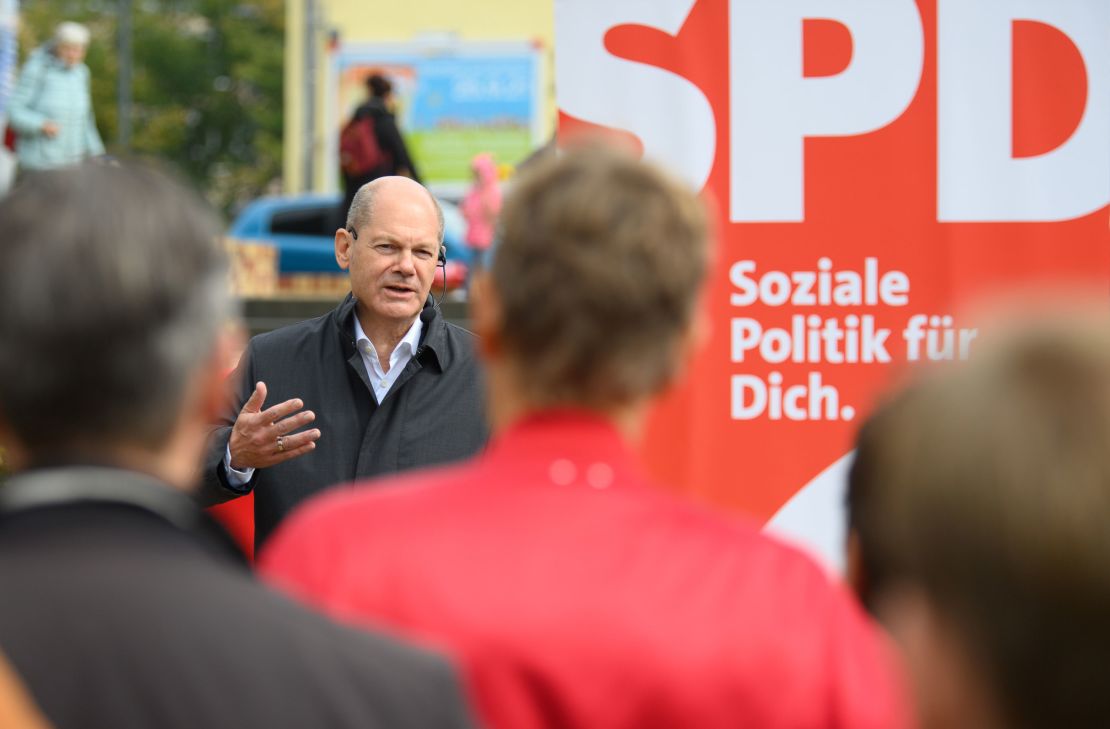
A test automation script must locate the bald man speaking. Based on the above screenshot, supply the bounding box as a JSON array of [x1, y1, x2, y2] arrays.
[[202, 177, 488, 546]]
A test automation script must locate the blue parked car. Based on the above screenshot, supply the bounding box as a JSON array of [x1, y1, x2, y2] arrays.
[[229, 193, 470, 276]]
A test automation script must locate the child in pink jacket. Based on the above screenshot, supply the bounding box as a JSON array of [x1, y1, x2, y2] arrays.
[[461, 153, 501, 269]]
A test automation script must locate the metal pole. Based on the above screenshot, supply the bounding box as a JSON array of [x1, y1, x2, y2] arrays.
[[0, 0, 18, 119], [302, 0, 317, 191], [116, 0, 131, 149]]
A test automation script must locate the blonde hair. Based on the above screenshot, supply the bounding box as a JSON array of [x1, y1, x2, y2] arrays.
[[493, 144, 710, 408]]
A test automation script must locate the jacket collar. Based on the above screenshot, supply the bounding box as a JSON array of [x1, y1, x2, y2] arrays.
[[481, 409, 648, 492], [334, 292, 451, 371], [0, 465, 249, 567]]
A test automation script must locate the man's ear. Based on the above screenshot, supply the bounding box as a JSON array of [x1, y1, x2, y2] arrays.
[[335, 228, 353, 271], [468, 270, 503, 361], [672, 301, 711, 378], [845, 528, 870, 605], [0, 418, 26, 473]]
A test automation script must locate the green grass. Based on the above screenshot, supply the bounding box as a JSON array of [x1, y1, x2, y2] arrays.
[[409, 128, 534, 183]]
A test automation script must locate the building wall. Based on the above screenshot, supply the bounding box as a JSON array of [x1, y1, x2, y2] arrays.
[[284, 0, 554, 194]]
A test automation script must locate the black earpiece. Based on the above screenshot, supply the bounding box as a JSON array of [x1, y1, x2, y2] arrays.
[[420, 245, 448, 325]]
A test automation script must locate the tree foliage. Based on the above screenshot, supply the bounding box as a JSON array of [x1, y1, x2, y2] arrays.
[[17, 0, 283, 214]]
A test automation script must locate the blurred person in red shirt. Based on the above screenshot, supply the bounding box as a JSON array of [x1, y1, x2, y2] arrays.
[[262, 144, 910, 729]]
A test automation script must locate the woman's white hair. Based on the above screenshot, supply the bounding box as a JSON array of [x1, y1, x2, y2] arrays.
[[55, 21, 90, 47]]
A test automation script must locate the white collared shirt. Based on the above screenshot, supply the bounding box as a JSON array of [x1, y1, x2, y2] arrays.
[[223, 315, 425, 487], [354, 315, 423, 404]]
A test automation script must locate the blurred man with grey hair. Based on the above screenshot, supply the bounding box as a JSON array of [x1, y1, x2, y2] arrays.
[[0, 162, 477, 729]]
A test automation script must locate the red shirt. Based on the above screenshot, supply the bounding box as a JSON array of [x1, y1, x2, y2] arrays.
[[262, 410, 909, 729]]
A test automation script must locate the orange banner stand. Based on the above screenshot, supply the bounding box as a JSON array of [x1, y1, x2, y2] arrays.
[[555, 0, 1110, 568]]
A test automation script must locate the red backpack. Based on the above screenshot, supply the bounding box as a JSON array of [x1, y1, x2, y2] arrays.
[[339, 116, 386, 177]]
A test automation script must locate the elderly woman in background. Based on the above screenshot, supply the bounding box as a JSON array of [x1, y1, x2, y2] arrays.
[[8, 21, 103, 173]]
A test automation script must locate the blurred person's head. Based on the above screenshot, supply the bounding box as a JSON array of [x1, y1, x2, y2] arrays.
[[470, 153, 497, 185], [846, 314, 1110, 729], [52, 22, 89, 67], [471, 143, 711, 434], [337, 176, 444, 337], [366, 73, 392, 100], [0, 161, 234, 489]]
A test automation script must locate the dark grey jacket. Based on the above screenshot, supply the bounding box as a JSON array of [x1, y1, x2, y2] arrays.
[[0, 466, 478, 729], [201, 294, 488, 546]]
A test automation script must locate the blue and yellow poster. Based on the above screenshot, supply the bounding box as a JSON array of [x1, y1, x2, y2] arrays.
[[332, 41, 542, 187]]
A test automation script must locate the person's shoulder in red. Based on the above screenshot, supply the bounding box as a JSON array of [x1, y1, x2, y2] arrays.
[[595, 487, 913, 729], [259, 460, 477, 614], [260, 459, 911, 729]]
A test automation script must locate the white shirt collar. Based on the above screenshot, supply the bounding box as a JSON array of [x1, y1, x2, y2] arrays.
[[353, 315, 423, 375]]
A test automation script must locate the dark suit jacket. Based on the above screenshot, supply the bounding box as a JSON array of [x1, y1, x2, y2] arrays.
[[201, 294, 488, 546], [0, 466, 478, 729]]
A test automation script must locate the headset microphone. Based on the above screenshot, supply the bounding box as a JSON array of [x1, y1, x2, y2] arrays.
[[419, 244, 449, 325]]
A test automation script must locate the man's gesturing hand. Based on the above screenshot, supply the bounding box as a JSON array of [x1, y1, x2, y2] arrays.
[[228, 382, 321, 469]]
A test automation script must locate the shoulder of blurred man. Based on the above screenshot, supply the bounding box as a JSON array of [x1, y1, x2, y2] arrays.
[[0, 466, 477, 729]]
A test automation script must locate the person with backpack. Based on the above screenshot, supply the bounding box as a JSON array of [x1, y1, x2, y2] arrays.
[[339, 73, 420, 226], [7, 22, 104, 174]]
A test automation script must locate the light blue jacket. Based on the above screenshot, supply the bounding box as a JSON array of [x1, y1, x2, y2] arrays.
[[8, 45, 104, 170]]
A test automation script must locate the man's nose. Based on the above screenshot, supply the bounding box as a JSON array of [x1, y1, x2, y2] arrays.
[[394, 249, 416, 274]]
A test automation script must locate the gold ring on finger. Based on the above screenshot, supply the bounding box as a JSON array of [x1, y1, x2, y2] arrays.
[[276, 435, 285, 452]]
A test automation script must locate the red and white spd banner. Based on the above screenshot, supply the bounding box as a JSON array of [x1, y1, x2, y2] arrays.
[[555, 0, 1110, 569]]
